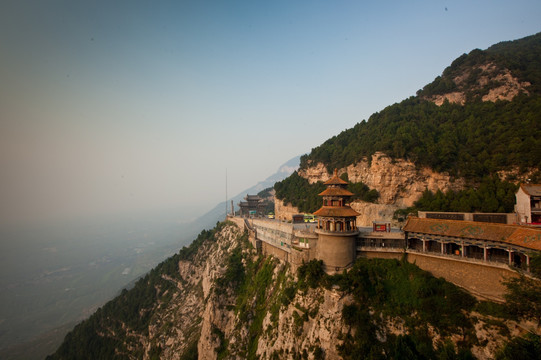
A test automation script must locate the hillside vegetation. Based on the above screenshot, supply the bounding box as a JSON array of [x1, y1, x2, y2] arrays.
[[419, 32, 541, 98], [299, 94, 541, 179], [274, 172, 379, 213], [272, 33, 541, 213], [47, 222, 541, 359], [46, 224, 230, 360], [299, 33, 541, 177], [394, 176, 519, 219]]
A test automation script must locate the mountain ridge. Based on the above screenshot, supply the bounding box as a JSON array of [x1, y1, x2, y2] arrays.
[[269, 32, 541, 222], [47, 32, 541, 359], [46, 222, 540, 360]]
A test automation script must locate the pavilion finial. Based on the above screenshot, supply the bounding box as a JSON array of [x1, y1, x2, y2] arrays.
[[334, 168, 338, 177]]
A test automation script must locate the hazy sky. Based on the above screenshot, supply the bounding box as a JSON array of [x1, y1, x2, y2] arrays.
[[1, 0, 540, 227]]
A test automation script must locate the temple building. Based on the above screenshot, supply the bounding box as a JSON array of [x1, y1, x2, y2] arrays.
[[238, 194, 266, 217], [404, 216, 541, 270], [515, 184, 541, 225], [313, 169, 360, 273]]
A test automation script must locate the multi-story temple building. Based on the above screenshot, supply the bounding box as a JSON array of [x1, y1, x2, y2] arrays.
[[229, 181, 541, 300], [238, 194, 266, 217], [313, 170, 360, 273]]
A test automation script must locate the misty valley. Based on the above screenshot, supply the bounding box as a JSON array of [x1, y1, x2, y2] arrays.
[[0, 218, 194, 357]]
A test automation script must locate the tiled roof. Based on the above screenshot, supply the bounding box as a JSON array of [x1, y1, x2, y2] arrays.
[[520, 184, 541, 196], [319, 187, 354, 196], [324, 169, 348, 185], [314, 206, 360, 217], [245, 195, 262, 200], [404, 217, 541, 251]]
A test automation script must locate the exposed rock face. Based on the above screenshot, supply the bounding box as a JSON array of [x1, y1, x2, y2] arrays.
[[256, 287, 352, 360], [349, 202, 400, 227], [163, 223, 532, 360], [425, 63, 530, 106], [293, 152, 465, 225], [274, 198, 300, 221], [50, 222, 538, 360], [299, 152, 464, 208], [142, 225, 243, 360], [191, 226, 357, 360]]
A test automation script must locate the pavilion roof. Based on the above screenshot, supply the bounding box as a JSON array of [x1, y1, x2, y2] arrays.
[[324, 169, 348, 186], [245, 194, 262, 201], [319, 187, 354, 197], [520, 184, 541, 196], [403, 217, 541, 251], [314, 206, 360, 217]]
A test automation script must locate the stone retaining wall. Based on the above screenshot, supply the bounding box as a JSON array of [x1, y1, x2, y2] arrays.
[[406, 252, 517, 302]]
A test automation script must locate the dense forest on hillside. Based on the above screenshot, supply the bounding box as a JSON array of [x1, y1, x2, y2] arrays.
[[47, 222, 541, 359], [46, 225, 227, 360], [299, 94, 541, 179], [418, 33, 541, 99], [299, 33, 541, 179], [486, 33, 541, 93], [299, 258, 541, 360]]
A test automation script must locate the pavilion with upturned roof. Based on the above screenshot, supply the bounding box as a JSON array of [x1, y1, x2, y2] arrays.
[[313, 169, 361, 273], [314, 169, 360, 233]]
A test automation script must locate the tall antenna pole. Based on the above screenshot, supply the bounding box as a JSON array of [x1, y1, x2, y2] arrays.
[[225, 168, 228, 219]]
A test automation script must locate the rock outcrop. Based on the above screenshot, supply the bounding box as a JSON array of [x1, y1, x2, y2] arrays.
[[47, 222, 539, 360], [423, 63, 530, 106], [291, 152, 465, 225], [299, 152, 464, 207], [274, 198, 300, 221]]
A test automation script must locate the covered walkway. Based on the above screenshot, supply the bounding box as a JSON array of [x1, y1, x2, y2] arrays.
[[404, 217, 541, 270]]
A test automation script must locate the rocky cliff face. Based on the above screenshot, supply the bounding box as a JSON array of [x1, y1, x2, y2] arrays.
[[299, 152, 464, 207], [292, 152, 465, 225], [141, 225, 244, 359], [274, 198, 301, 221], [195, 226, 351, 360], [48, 222, 538, 359], [423, 63, 531, 106], [164, 223, 531, 360]]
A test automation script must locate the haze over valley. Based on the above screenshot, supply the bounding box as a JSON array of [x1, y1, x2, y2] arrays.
[[1, 1, 540, 359]]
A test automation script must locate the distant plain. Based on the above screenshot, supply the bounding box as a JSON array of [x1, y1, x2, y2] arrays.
[[0, 213, 200, 358]]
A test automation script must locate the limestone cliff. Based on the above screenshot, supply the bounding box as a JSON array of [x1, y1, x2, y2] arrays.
[[274, 198, 301, 221], [176, 223, 534, 360], [299, 152, 464, 207], [290, 152, 465, 226], [422, 63, 531, 106], [48, 222, 539, 360]]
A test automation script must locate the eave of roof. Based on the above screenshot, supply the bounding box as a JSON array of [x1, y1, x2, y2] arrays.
[[520, 184, 541, 196], [324, 169, 348, 185], [403, 217, 541, 251], [313, 206, 360, 217], [319, 188, 354, 196]]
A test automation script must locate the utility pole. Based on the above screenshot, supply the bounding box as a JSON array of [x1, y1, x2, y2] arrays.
[[225, 168, 228, 220]]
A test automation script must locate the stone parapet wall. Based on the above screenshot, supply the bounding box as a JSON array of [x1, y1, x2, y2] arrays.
[[290, 247, 311, 274], [356, 248, 519, 301], [261, 241, 289, 262], [252, 218, 295, 233], [359, 251, 403, 261], [405, 252, 518, 302], [417, 211, 517, 224]]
